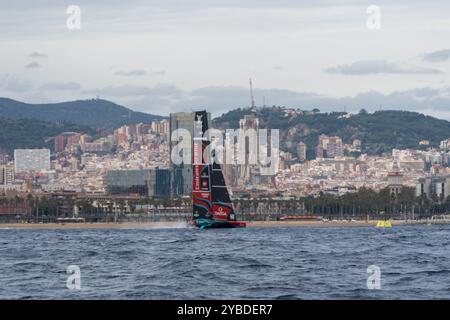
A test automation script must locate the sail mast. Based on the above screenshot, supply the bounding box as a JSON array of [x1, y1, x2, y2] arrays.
[[192, 111, 212, 220]]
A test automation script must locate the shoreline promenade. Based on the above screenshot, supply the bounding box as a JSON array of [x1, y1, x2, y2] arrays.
[[0, 220, 430, 229]]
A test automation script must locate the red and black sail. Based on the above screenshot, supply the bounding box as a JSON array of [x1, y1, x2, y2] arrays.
[[192, 111, 236, 222]]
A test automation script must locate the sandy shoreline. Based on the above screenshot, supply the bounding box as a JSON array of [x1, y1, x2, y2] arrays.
[[0, 220, 412, 229]]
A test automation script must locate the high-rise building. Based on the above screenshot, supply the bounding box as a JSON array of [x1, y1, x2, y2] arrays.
[[297, 142, 307, 162], [440, 138, 450, 151], [14, 149, 51, 173], [151, 120, 160, 133], [417, 175, 450, 201], [0, 165, 14, 185], [136, 123, 150, 142], [67, 134, 81, 146], [151, 119, 170, 141], [107, 169, 150, 196], [222, 139, 239, 188], [147, 168, 171, 198], [237, 114, 260, 187], [160, 119, 170, 141], [316, 134, 344, 159], [55, 133, 83, 152], [54, 135, 66, 153], [0, 152, 9, 165], [81, 142, 112, 154], [79, 134, 92, 145], [169, 112, 211, 196]]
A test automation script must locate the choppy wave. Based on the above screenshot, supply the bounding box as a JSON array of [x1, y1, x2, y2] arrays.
[[0, 225, 449, 299]]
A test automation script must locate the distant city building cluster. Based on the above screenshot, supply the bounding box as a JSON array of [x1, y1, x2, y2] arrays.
[[316, 134, 344, 159], [14, 149, 50, 173], [1, 112, 450, 204]]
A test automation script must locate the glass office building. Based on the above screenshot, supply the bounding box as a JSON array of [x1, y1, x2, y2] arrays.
[[107, 168, 171, 198], [169, 112, 211, 196]]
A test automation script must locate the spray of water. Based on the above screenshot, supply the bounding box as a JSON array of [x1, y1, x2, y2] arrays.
[[141, 222, 191, 229]]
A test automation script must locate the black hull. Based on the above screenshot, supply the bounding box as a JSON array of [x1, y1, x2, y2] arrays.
[[194, 218, 246, 229]]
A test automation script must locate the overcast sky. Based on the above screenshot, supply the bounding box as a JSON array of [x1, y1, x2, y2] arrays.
[[1, 0, 450, 118]]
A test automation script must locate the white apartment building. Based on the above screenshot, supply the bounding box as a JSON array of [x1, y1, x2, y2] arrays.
[[14, 149, 51, 173]]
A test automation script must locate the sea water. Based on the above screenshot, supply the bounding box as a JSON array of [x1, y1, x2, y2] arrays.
[[0, 224, 449, 299]]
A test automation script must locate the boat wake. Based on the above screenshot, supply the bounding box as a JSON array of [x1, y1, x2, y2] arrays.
[[143, 222, 190, 229]]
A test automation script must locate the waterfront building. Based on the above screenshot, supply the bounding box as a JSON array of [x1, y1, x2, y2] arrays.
[[148, 168, 171, 198], [107, 169, 150, 196], [387, 161, 403, 196], [416, 175, 450, 200], [107, 168, 171, 198]]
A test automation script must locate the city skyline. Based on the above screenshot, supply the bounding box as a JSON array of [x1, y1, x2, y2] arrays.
[[3, 1, 450, 304], [1, 1, 450, 118], [2, 111, 450, 199]]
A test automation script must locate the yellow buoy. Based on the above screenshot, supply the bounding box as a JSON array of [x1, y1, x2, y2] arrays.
[[376, 220, 392, 228]]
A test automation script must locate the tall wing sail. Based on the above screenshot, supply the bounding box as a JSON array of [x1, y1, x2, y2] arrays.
[[211, 162, 236, 221], [192, 110, 236, 222], [192, 111, 212, 220]]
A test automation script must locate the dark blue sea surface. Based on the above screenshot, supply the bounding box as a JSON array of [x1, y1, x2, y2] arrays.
[[0, 224, 449, 299]]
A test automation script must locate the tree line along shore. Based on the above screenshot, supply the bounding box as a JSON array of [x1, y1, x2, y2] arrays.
[[1, 186, 449, 224]]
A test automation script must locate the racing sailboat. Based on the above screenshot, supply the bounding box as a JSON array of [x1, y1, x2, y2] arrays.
[[192, 110, 246, 229]]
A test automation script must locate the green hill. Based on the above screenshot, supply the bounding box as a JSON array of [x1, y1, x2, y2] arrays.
[[0, 98, 164, 130], [213, 107, 450, 158], [0, 117, 95, 155]]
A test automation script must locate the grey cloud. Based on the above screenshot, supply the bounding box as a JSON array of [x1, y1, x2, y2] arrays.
[[422, 49, 450, 63], [325, 60, 443, 75], [39, 82, 82, 91], [3, 0, 446, 11], [84, 85, 152, 96], [408, 87, 441, 98], [149, 70, 166, 76], [83, 83, 181, 98], [124, 84, 450, 120], [129, 85, 324, 116], [115, 70, 148, 76], [25, 61, 42, 69], [115, 69, 166, 76], [2, 0, 450, 43], [287, 87, 450, 114], [29, 52, 48, 59], [0, 75, 33, 92]]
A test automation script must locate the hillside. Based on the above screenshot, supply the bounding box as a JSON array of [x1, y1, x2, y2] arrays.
[[0, 117, 95, 155], [213, 107, 450, 158], [0, 98, 164, 130]]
